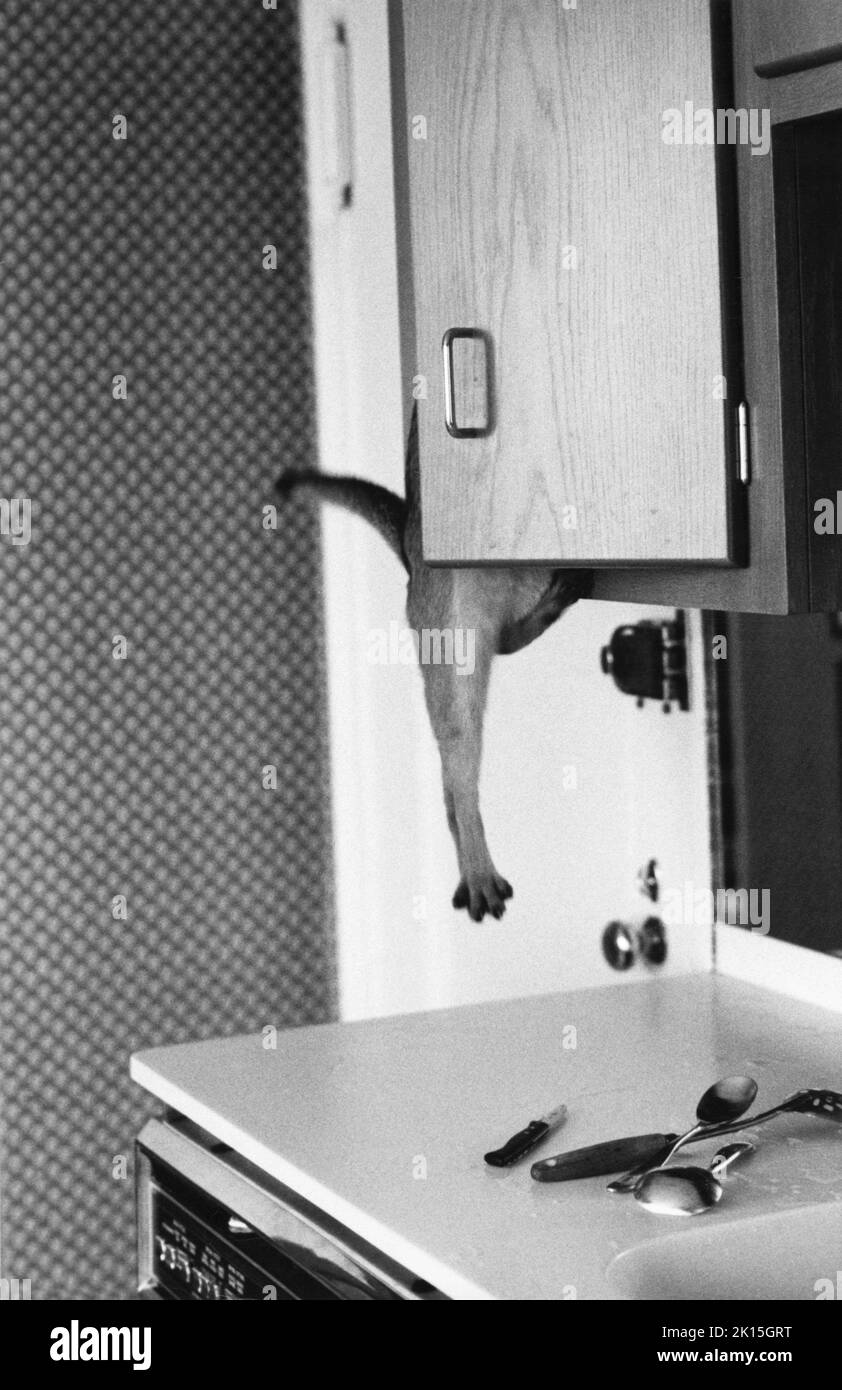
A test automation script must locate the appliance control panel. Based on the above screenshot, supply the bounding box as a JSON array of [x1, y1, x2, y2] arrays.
[[136, 1118, 446, 1300], [151, 1189, 285, 1301]]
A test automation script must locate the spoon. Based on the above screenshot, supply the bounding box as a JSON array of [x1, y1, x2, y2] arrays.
[[689, 1086, 842, 1142], [634, 1141, 755, 1215], [608, 1075, 758, 1193]]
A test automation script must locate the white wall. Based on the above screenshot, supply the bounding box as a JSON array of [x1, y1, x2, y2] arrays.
[[300, 0, 713, 1019]]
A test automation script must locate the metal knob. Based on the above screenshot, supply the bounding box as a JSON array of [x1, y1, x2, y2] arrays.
[[602, 921, 636, 971], [227, 1215, 253, 1237], [640, 915, 668, 965], [602, 917, 667, 970]]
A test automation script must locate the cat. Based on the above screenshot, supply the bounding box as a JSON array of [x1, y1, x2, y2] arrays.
[[277, 406, 592, 921]]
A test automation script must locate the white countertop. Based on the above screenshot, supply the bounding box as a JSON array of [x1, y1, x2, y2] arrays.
[[131, 973, 842, 1300]]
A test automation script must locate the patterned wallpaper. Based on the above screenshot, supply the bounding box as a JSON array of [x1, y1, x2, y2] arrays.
[[0, 0, 337, 1299]]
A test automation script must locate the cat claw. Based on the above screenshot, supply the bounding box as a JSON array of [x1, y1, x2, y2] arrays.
[[452, 874, 513, 922], [452, 881, 470, 910]]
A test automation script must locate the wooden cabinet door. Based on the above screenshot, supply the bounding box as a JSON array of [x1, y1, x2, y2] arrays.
[[401, 0, 739, 566]]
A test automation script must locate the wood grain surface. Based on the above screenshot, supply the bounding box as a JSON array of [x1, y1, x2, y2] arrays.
[[403, 0, 734, 564]]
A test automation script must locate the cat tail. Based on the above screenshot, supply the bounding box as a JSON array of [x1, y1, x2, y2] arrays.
[[276, 471, 409, 573]]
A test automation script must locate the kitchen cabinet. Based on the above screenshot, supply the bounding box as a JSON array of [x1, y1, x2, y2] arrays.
[[400, 0, 740, 568], [392, 0, 842, 612]]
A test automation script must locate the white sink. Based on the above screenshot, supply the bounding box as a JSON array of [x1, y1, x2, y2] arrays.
[[608, 1202, 842, 1300]]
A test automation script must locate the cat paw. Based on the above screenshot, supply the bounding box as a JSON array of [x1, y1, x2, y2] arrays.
[[452, 874, 513, 922]]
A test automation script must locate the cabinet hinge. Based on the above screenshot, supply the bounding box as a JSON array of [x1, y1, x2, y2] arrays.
[[737, 401, 751, 485], [322, 21, 354, 211]]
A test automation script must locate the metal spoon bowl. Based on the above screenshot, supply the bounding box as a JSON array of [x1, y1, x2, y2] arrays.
[[608, 1075, 758, 1193], [697, 1076, 758, 1123], [635, 1141, 755, 1216], [634, 1165, 724, 1215]]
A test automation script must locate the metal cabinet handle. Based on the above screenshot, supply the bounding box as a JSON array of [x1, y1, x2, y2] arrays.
[[442, 327, 493, 438]]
